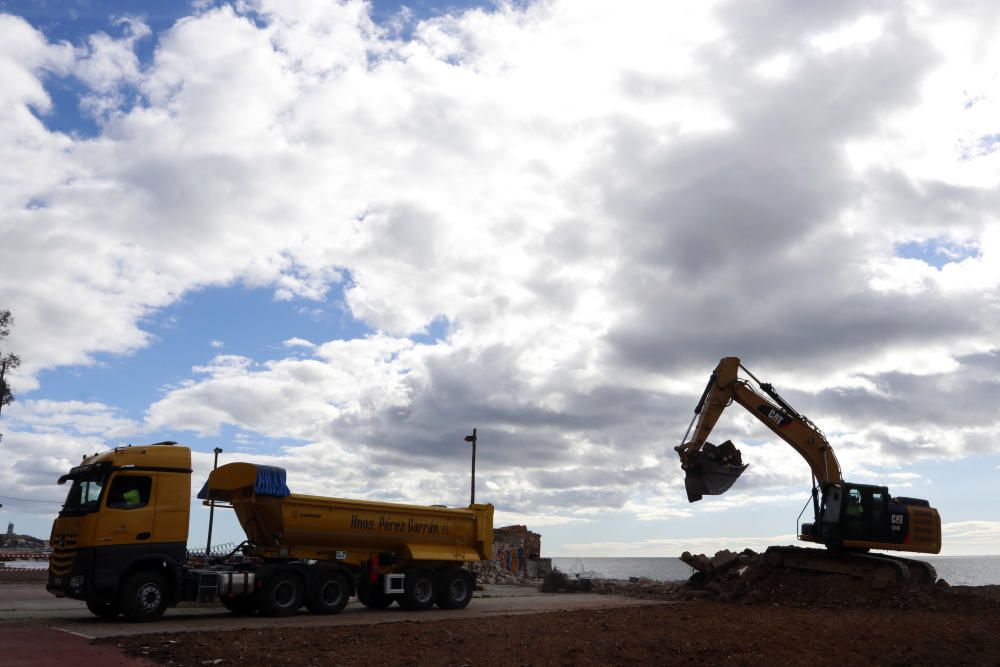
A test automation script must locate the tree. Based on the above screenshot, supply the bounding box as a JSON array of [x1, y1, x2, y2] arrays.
[[0, 309, 21, 420]]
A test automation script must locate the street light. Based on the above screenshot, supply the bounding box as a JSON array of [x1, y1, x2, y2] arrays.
[[464, 428, 477, 506], [205, 447, 223, 563]]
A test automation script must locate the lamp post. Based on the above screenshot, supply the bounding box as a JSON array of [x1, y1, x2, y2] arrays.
[[205, 447, 223, 563], [464, 428, 477, 506]]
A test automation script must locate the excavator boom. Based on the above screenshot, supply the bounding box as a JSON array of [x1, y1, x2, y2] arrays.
[[676, 357, 841, 502]]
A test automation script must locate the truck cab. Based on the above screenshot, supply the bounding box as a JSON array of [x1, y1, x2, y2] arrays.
[[47, 443, 192, 618]]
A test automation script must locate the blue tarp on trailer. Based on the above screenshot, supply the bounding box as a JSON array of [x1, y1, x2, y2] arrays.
[[197, 464, 291, 499]]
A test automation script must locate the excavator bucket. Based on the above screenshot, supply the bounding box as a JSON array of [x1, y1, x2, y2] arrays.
[[683, 440, 749, 503]]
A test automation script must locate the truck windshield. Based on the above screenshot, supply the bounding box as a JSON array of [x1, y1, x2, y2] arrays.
[[61, 471, 107, 515]]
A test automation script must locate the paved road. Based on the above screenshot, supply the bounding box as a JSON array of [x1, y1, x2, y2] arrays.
[[0, 623, 159, 667], [1, 583, 668, 639]]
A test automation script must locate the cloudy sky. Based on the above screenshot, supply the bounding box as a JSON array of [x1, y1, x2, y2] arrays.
[[1, 0, 999, 557]]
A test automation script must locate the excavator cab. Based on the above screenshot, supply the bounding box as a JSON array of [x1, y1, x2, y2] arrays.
[[682, 440, 749, 502]]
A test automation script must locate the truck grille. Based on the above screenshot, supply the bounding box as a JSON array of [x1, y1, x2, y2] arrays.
[[48, 549, 75, 576]]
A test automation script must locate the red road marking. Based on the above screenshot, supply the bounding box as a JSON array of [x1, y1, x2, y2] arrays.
[[0, 623, 156, 666]]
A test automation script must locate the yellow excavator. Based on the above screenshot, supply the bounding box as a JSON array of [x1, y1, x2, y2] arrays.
[[675, 357, 941, 582]]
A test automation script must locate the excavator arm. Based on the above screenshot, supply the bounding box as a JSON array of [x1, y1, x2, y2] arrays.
[[675, 357, 842, 502]]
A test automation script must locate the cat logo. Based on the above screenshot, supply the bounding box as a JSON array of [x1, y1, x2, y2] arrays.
[[757, 405, 791, 428]]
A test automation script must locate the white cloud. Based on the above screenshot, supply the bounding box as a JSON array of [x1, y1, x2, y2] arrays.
[[809, 14, 884, 54], [3, 0, 1000, 550], [565, 522, 1000, 557], [493, 511, 589, 528], [74, 17, 150, 117], [4, 399, 138, 438], [564, 534, 796, 558], [939, 521, 1000, 556], [753, 52, 798, 81]]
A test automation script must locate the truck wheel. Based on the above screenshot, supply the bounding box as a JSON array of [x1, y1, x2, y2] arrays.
[[400, 568, 438, 611], [306, 571, 350, 615], [86, 598, 120, 619], [357, 582, 394, 608], [119, 571, 168, 622], [221, 595, 258, 615], [436, 567, 474, 609], [257, 570, 304, 617]]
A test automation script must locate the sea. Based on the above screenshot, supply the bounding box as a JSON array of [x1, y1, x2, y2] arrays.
[[551, 555, 1000, 586]]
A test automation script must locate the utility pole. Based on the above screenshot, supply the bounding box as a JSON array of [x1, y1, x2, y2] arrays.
[[464, 428, 477, 506], [205, 447, 223, 563]]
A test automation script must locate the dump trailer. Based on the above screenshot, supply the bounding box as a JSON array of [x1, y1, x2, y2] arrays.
[[47, 442, 494, 621]]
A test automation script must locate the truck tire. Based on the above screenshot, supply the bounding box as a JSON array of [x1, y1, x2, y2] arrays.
[[257, 570, 304, 617], [221, 595, 258, 615], [400, 568, 438, 611], [119, 571, 169, 622], [306, 570, 350, 615], [437, 567, 474, 609], [357, 581, 394, 608], [86, 598, 121, 619]]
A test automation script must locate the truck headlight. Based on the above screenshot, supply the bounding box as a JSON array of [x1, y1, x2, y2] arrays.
[[70, 575, 85, 589]]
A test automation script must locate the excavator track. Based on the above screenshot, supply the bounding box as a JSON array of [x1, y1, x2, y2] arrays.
[[880, 554, 938, 585], [764, 546, 936, 587]]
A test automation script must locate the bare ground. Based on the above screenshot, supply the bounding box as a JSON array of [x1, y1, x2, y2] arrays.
[[105, 583, 1000, 666]]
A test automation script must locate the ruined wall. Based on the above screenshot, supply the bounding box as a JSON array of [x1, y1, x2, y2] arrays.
[[491, 524, 551, 579]]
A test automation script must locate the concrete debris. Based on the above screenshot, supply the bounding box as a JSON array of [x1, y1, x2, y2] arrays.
[[680, 548, 742, 575], [590, 548, 1000, 612], [698, 440, 743, 466]]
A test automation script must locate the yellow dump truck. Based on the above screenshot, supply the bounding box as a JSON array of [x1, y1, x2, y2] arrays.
[[47, 442, 494, 621]]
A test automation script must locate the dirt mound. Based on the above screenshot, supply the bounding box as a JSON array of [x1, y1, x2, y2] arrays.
[[674, 548, 1000, 611], [577, 548, 1000, 612]]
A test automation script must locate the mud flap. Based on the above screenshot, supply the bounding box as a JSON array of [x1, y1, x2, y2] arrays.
[[684, 441, 748, 502]]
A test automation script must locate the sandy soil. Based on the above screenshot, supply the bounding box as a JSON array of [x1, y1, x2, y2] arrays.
[[107, 585, 1000, 666], [106, 599, 1000, 666]]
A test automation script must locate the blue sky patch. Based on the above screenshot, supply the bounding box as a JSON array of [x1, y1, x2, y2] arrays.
[[895, 238, 981, 269], [959, 133, 1000, 160], [411, 314, 451, 345], [34, 283, 374, 419]]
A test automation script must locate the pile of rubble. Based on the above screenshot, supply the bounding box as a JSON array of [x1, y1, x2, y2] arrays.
[[474, 561, 542, 586], [587, 577, 685, 598], [673, 548, 986, 611], [697, 440, 743, 466], [565, 548, 998, 612]]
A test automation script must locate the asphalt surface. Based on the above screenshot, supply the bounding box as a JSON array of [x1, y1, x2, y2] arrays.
[[1, 623, 160, 667], [0, 582, 664, 640]]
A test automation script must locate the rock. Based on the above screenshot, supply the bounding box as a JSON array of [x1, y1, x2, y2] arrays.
[[709, 549, 740, 573]]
